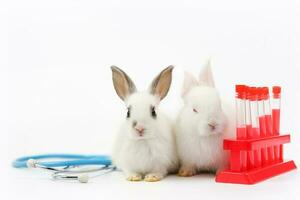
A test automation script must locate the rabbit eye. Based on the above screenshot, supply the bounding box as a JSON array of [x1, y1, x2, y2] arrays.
[[151, 106, 157, 119], [193, 108, 198, 113], [127, 106, 131, 118], [132, 120, 137, 127]]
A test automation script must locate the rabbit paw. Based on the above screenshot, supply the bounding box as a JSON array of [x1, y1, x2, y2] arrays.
[[178, 166, 197, 177], [126, 174, 143, 181], [144, 173, 163, 182]]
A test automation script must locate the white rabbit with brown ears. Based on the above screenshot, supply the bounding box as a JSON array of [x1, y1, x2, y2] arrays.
[[111, 66, 178, 182], [176, 61, 232, 177]]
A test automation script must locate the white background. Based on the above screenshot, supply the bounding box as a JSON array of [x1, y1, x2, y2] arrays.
[[1, 0, 300, 199]]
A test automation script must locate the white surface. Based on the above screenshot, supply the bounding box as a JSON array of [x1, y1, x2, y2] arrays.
[[1, 0, 300, 199]]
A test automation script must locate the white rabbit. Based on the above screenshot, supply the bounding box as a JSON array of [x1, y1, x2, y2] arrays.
[[111, 66, 178, 182], [176, 62, 233, 177]]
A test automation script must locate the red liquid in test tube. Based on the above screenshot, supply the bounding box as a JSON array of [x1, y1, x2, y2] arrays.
[[272, 86, 282, 162], [234, 85, 247, 171], [257, 88, 268, 165], [263, 87, 275, 163], [249, 87, 261, 168]]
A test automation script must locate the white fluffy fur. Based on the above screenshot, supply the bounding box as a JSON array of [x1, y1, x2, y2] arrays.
[[176, 63, 233, 174], [112, 93, 178, 179], [111, 67, 178, 181]]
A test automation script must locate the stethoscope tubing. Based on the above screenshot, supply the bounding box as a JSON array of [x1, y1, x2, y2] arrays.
[[12, 154, 112, 168]]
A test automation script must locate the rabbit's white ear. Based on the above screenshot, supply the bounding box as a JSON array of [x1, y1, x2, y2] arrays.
[[149, 65, 174, 100], [181, 71, 198, 97], [198, 60, 215, 87], [111, 66, 137, 101]]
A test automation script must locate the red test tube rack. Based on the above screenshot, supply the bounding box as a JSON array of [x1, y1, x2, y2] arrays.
[[216, 85, 297, 184]]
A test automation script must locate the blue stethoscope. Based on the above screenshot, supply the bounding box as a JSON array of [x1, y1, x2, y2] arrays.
[[12, 154, 115, 183]]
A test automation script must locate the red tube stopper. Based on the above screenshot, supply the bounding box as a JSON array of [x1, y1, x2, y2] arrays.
[[249, 87, 258, 101], [257, 87, 264, 101], [236, 85, 246, 99], [262, 87, 270, 100], [272, 86, 281, 99]]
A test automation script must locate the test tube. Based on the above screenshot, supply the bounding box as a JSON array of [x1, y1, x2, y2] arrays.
[[263, 87, 273, 137], [272, 86, 281, 134], [245, 86, 254, 169], [263, 87, 274, 163], [234, 85, 247, 171], [257, 87, 268, 165], [245, 86, 252, 138], [272, 86, 282, 162], [236, 85, 247, 140], [249, 87, 261, 168]]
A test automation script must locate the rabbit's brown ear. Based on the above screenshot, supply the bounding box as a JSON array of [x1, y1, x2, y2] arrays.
[[111, 66, 137, 101], [149, 66, 174, 100]]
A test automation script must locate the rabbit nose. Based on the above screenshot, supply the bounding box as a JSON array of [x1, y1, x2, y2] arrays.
[[134, 126, 145, 136], [208, 122, 216, 131]]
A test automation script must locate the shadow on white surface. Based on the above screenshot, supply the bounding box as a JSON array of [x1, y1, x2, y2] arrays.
[[4, 164, 299, 200]]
